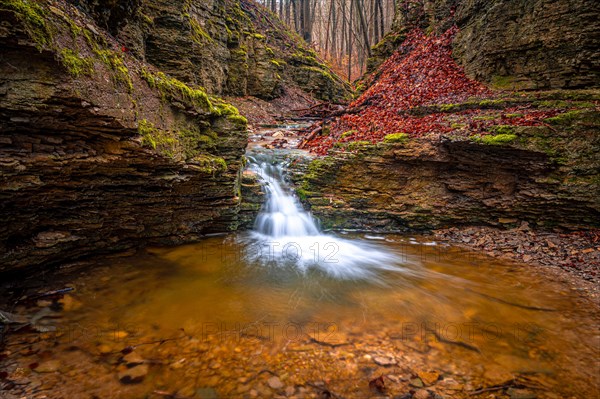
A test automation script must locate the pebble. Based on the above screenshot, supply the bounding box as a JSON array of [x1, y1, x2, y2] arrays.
[[122, 352, 144, 367], [373, 356, 397, 366], [268, 376, 284, 390], [507, 388, 537, 399], [418, 370, 439, 386], [413, 389, 431, 399], [97, 344, 112, 355], [196, 387, 219, 399], [35, 360, 60, 373], [118, 364, 149, 384], [410, 377, 424, 388]]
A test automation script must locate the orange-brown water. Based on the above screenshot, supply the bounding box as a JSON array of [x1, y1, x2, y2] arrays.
[[2, 233, 598, 398]]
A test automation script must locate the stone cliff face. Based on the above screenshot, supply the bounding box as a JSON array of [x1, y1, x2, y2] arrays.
[[369, 0, 600, 90], [0, 0, 248, 272], [291, 95, 600, 232], [69, 0, 350, 101]]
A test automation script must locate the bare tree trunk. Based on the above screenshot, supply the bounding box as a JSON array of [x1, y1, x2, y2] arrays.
[[348, 0, 353, 80]]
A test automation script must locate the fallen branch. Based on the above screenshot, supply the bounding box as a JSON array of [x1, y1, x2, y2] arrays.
[[430, 329, 481, 353], [306, 335, 349, 348], [466, 289, 556, 312]]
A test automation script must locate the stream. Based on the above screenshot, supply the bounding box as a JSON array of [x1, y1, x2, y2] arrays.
[[0, 141, 598, 398]]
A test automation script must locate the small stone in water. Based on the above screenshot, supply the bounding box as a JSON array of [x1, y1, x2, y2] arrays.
[[410, 377, 424, 388], [373, 356, 397, 366], [417, 370, 439, 386], [196, 387, 219, 399], [97, 344, 112, 355], [122, 352, 144, 367], [35, 360, 60, 373], [268, 376, 284, 390], [413, 389, 431, 399], [118, 364, 148, 384], [507, 388, 537, 399]]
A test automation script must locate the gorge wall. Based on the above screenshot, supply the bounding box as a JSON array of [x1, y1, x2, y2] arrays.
[[369, 0, 600, 90], [291, 100, 600, 232], [69, 0, 350, 101]]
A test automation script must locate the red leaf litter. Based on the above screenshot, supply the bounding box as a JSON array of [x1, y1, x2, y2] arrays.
[[301, 27, 562, 155]]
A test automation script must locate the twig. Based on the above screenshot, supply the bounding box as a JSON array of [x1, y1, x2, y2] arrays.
[[306, 336, 349, 348], [466, 289, 556, 312], [430, 329, 481, 353]]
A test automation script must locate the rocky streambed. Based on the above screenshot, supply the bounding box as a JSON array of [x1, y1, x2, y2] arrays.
[[1, 233, 599, 399]]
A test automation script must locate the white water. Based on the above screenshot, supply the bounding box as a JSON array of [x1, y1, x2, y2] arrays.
[[246, 150, 406, 279]]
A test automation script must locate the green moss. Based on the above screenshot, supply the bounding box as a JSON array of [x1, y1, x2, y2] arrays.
[[439, 103, 459, 112], [227, 114, 248, 128], [193, 154, 228, 174], [346, 140, 372, 150], [179, 127, 216, 159], [302, 66, 335, 83], [1, 0, 51, 49], [489, 125, 515, 135], [250, 33, 266, 40], [545, 110, 584, 125], [212, 99, 240, 116], [473, 133, 517, 145], [340, 130, 356, 139], [490, 75, 516, 90], [473, 115, 497, 121], [479, 99, 505, 107], [290, 51, 319, 65], [384, 133, 409, 144], [451, 123, 466, 129], [505, 113, 524, 118], [59, 49, 93, 77], [94, 49, 133, 92], [142, 70, 213, 112], [138, 119, 178, 158], [295, 187, 309, 201], [189, 16, 213, 44]]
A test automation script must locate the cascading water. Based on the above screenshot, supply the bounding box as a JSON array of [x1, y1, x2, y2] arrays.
[[245, 149, 406, 279]]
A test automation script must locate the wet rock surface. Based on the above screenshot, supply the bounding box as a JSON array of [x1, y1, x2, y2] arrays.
[[0, 0, 247, 272], [289, 104, 599, 233]]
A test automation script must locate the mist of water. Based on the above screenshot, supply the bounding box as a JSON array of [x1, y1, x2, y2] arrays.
[[246, 150, 405, 279]]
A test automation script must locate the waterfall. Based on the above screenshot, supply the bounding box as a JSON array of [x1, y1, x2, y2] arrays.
[[245, 149, 404, 279], [252, 157, 320, 238]]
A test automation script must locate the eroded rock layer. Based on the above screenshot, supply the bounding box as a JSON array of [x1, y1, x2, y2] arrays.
[[369, 0, 600, 90], [291, 102, 600, 232], [0, 0, 247, 272]]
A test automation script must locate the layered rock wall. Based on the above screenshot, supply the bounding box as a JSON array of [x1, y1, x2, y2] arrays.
[[0, 0, 247, 272], [369, 0, 600, 90], [292, 103, 600, 231]]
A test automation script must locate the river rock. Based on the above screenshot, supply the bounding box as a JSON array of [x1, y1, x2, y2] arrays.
[[196, 387, 219, 399], [122, 352, 145, 367], [410, 378, 425, 388], [35, 360, 60, 373], [118, 364, 149, 384], [413, 389, 431, 399], [268, 376, 284, 390], [373, 356, 397, 366], [507, 388, 537, 399], [418, 371, 440, 386]]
